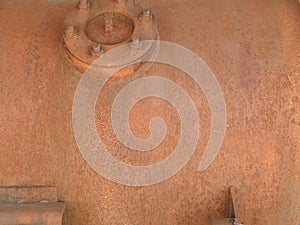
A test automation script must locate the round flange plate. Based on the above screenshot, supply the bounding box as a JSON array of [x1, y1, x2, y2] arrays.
[[62, 0, 158, 72]]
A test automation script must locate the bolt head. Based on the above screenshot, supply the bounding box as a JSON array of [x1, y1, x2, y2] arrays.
[[91, 44, 104, 57], [132, 37, 140, 45], [65, 25, 77, 38], [143, 9, 153, 18], [78, 0, 90, 9], [131, 37, 141, 50]]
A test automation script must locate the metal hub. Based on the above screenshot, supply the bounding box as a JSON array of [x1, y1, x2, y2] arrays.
[[85, 13, 134, 45], [62, 0, 159, 73]]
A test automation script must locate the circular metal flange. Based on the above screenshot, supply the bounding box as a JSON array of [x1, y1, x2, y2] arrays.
[[62, 0, 158, 73]]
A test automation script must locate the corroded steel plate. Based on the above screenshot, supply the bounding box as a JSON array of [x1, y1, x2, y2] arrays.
[[62, 0, 158, 71]]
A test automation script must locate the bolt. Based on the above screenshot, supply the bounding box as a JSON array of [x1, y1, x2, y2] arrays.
[[132, 37, 140, 45], [65, 25, 76, 38], [91, 44, 104, 57], [131, 37, 141, 50], [143, 8, 152, 18], [78, 0, 90, 9], [104, 15, 113, 33]]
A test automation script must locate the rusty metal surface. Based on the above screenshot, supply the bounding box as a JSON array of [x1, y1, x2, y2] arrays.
[[0, 0, 299, 225], [62, 0, 158, 73], [0, 186, 64, 224], [212, 219, 234, 225], [0, 202, 65, 225], [0, 186, 58, 204], [212, 187, 243, 225]]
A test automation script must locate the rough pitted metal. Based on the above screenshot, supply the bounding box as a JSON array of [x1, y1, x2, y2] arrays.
[[0, 0, 299, 225]]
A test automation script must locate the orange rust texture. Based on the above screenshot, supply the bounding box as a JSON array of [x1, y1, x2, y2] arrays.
[[0, 186, 58, 204], [0, 0, 299, 225], [0, 202, 65, 225]]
